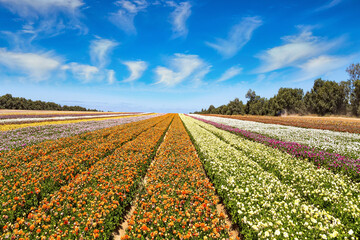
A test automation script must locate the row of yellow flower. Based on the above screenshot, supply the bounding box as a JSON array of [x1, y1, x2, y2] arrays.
[[1, 114, 174, 239], [0, 113, 153, 131], [123, 114, 233, 239], [0, 114, 170, 237]]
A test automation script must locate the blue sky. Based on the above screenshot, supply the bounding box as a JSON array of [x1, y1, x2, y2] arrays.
[[0, 0, 359, 112]]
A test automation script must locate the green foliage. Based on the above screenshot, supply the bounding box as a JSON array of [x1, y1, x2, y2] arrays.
[[0, 94, 99, 111], [276, 88, 304, 114], [347, 63, 360, 116], [351, 80, 360, 116], [304, 78, 345, 115]]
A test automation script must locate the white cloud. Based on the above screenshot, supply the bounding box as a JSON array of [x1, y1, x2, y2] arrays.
[[123, 60, 148, 82], [0, 0, 84, 17], [255, 27, 343, 73], [90, 38, 118, 68], [0, 0, 85, 36], [109, 0, 148, 34], [167, 1, 191, 38], [294, 55, 353, 82], [107, 69, 116, 84], [155, 53, 210, 86], [0, 48, 61, 81], [63, 63, 118, 84], [206, 16, 262, 58], [315, 0, 343, 11], [216, 65, 242, 82], [65, 62, 99, 83]]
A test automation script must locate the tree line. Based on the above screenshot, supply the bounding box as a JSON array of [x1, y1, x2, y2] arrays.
[[195, 63, 360, 116], [0, 94, 100, 112]]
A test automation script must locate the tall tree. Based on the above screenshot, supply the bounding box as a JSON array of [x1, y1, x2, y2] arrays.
[[351, 80, 360, 116], [304, 78, 345, 115], [275, 88, 304, 114], [346, 63, 360, 115]]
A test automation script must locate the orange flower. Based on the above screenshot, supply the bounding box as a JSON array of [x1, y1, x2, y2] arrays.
[[140, 224, 150, 231]]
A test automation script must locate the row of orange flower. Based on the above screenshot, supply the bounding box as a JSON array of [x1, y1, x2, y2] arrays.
[[0, 115, 157, 168], [207, 114, 360, 134], [123, 114, 233, 239], [0, 114, 171, 236]]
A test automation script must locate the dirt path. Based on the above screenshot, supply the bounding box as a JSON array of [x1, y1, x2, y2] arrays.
[[112, 129, 169, 240]]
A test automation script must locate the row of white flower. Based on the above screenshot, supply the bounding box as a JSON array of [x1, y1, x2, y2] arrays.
[[191, 115, 360, 235], [191, 114, 360, 159], [180, 114, 354, 239]]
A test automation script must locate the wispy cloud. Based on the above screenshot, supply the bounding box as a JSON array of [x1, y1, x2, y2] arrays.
[[107, 69, 116, 84], [122, 60, 148, 82], [255, 27, 343, 73], [315, 0, 344, 12], [0, 48, 62, 81], [216, 65, 242, 82], [64, 63, 99, 83], [167, 1, 192, 38], [109, 0, 148, 34], [155, 53, 211, 86], [294, 55, 354, 82], [206, 16, 263, 58], [90, 38, 119, 68], [61, 37, 119, 84], [0, 0, 86, 37]]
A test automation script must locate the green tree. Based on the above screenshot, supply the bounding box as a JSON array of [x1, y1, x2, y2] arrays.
[[304, 78, 345, 115], [0, 94, 98, 111], [275, 88, 304, 114], [207, 105, 216, 114], [346, 63, 360, 115], [227, 98, 245, 115], [351, 80, 360, 116], [245, 89, 260, 114]]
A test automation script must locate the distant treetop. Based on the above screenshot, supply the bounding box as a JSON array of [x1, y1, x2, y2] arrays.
[[0, 94, 100, 112]]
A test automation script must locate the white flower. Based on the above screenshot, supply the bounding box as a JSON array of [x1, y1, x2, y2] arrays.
[[275, 230, 280, 236], [283, 232, 289, 238], [349, 229, 354, 235], [330, 231, 339, 238]]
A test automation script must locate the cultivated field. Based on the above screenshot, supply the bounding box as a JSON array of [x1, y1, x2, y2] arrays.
[[0, 112, 359, 239]]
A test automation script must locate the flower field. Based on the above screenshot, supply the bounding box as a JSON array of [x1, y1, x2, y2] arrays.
[[181, 114, 356, 239], [192, 114, 360, 159], [192, 114, 360, 181], [0, 114, 173, 239], [0, 113, 162, 151], [0, 113, 152, 132], [1, 112, 359, 239], [185, 115, 360, 235], [122, 115, 231, 239]]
